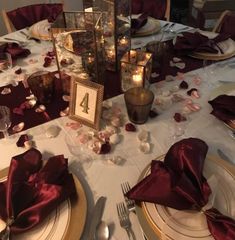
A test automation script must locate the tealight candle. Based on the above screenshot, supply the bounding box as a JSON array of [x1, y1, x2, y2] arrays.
[[132, 73, 142, 87], [119, 37, 128, 46]]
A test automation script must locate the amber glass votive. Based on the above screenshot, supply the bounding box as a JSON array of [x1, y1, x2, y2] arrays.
[[124, 87, 154, 124]]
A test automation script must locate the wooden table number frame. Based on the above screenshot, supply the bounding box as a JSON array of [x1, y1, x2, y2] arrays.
[[69, 78, 104, 130]]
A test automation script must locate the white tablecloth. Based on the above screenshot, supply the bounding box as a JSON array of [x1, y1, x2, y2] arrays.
[[1, 25, 235, 240]]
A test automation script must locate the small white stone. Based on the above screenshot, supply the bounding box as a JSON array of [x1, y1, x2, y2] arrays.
[[165, 75, 175, 82], [109, 133, 121, 145], [12, 122, 25, 133], [62, 95, 70, 102], [1, 87, 11, 95], [151, 72, 160, 78], [170, 85, 179, 92], [105, 125, 118, 135], [35, 105, 46, 113], [111, 116, 121, 127], [175, 62, 186, 69], [45, 125, 60, 138], [173, 57, 182, 62]]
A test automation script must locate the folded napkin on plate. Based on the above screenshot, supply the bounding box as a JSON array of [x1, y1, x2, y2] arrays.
[[6, 3, 63, 30], [208, 94, 235, 123], [127, 138, 235, 240], [174, 31, 231, 54], [131, 13, 148, 33], [0, 148, 76, 234], [0, 43, 31, 60]]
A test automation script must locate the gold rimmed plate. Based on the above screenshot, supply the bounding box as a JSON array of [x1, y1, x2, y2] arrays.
[[0, 168, 87, 240], [135, 154, 235, 240]]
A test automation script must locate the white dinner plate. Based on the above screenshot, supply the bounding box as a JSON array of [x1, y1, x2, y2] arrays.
[[0, 168, 87, 240], [132, 15, 161, 37], [135, 154, 235, 240]]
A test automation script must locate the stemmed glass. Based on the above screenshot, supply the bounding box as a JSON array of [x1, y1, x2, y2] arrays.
[[0, 106, 12, 139], [0, 53, 12, 71]]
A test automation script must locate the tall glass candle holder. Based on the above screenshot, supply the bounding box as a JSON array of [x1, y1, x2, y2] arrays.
[[121, 50, 153, 92], [51, 11, 104, 94], [83, 0, 131, 71]]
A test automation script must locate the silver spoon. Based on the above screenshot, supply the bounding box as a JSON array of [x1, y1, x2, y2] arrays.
[[96, 221, 109, 240]]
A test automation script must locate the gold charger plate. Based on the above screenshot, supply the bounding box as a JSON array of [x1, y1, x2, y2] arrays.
[[132, 17, 161, 38], [0, 168, 87, 240], [209, 83, 235, 131], [135, 154, 235, 240], [189, 31, 235, 61]]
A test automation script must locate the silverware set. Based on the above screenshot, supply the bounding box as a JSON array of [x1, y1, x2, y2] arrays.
[[121, 182, 135, 213]]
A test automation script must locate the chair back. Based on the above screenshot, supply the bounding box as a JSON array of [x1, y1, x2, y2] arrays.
[[213, 10, 235, 41], [2, 3, 63, 33], [132, 0, 170, 21]]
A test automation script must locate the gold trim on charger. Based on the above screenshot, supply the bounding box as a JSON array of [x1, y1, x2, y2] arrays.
[[135, 154, 235, 240], [0, 169, 87, 240]]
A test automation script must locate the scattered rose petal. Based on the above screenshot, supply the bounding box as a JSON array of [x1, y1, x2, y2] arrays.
[[66, 122, 82, 130], [151, 72, 159, 78], [137, 130, 149, 142], [60, 107, 69, 117], [98, 130, 111, 142], [139, 142, 150, 154], [172, 94, 185, 102], [193, 75, 202, 85], [187, 88, 200, 98], [99, 142, 111, 154], [184, 98, 193, 104], [176, 72, 185, 80], [182, 106, 192, 115], [111, 116, 121, 127], [186, 103, 201, 112], [45, 125, 60, 138], [35, 105, 46, 113], [173, 57, 181, 62], [1, 87, 11, 95], [12, 122, 25, 133], [165, 75, 175, 82], [174, 113, 187, 122], [109, 133, 121, 145], [43, 56, 52, 67], [62, 95, 70, 102], [179, 80, 189, 89], [16, 134, 29, 147], [15, 68, 22, 74], [149, 109, 158, 118], [125, 123, 136, 132]]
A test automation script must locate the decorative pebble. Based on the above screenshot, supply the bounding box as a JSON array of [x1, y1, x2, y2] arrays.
[[137, 130, 149, 142], [125, 123, 136, 132], [179, 80, 189, 89], [187, 88, 200, 98], [1, 87, 11, 95], [185, 103, 201, 112], [106, 156, 125, 165], [45, 125, 60, 138], [173, 57, 182, 62], [175, 62, 185, 69], [170, 85, 179, 92], [139, 142, 151, 154], [12, 122, 25, 133]]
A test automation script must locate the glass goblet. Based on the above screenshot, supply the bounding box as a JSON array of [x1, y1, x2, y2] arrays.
[[0, 106, 12, 139], [0, 53, 12, 71]]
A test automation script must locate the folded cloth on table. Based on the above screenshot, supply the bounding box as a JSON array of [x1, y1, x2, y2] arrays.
[[6, 3, 63, 30], [127, 138, 235, 240], [131, 13, 148, 34], [208, 94, 235, 124], [0, 148, 76, 235], [0, 42, 31, 60], [174, 31, 231, 54]]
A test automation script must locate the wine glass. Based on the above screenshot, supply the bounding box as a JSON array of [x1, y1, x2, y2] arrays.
[[0, 53, 12, 71], [0, 106, 12, 139]]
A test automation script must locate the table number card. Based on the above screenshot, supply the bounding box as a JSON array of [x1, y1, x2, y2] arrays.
[[69, 78, 104, 130]]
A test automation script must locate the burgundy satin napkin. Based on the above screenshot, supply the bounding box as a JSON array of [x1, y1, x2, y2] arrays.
[[208, 94, 235, 123], [174, 31, 231, 54], [131, 13, 148, 33], [0, 43, 30, 60], [219, 14, 235, 41], [127, 138, 235, 240], [0, 148, 76, 234], [6, 3, 63, 30]]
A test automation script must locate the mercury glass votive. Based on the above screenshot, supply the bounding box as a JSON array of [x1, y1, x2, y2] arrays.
[[124, 87, 154, 124], [121, 50, 153, 92]]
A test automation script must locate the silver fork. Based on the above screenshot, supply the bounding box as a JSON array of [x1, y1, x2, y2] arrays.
[[117, 202, 136, 240], [121, 182, 135, 213]]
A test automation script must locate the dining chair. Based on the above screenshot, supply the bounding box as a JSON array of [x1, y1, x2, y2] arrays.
[[1, 2, 64, 33], [213, 10, 235, 40], [131, 0, 171, 21]]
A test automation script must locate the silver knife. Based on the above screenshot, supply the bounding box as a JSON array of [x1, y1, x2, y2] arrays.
[[217, 149, 232, 162], [87, 196, 106, 240]]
